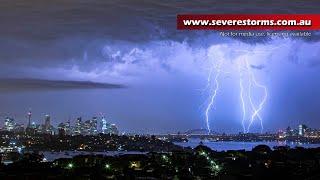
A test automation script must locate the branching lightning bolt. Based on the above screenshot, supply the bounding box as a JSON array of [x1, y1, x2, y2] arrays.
[[245, 56, 267, 133], [204, 59, 222, 133], [238, 63, 247, 133]]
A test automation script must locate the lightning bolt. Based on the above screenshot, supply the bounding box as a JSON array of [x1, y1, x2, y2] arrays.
[[245, 55, 267, 133], [238, 62, 247, 133], [201, 65, 214, 94], [245, 44, 288, 133], [204, 59, 222, 134], [236, 54, 267, 133]]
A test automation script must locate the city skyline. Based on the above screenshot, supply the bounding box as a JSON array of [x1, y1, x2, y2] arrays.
[[0, 109, 317, 135], [2, 111, 119, 136]]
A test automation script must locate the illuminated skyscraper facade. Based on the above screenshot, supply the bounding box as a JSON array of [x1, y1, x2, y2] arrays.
[[4, 117, 15, 131], [299, 124, 307, 136], [44, 115, 51, 131], [101, 116, 118, 135]]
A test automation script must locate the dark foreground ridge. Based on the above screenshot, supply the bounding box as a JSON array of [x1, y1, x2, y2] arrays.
[[1, 144, 320, 179]]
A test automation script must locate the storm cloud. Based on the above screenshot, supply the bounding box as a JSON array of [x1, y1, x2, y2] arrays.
[[1, 0, 320, 68], [0, 78, 124, 92]]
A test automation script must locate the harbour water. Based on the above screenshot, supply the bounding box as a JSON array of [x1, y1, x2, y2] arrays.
[[39, 139, 320, 161], [42, 151, 147, 162], [174, 139, 320, 151]]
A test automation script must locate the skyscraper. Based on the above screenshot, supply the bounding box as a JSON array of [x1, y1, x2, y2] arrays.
[[4, 117, 15, 131], [81, 117, 98, 135], [65, 121, 70, 135], [100, 116, 118, 135], [26, 110, 34, 135], [101, 116, 108, 134], [44, 115, 51, 131], [27, 110, 32, 128], [299, 124, 307, 136], [286, 126, 292, 137], [74, 117, 82, 135], [110, 124, 119, 135], [90, 117, 98, 135]]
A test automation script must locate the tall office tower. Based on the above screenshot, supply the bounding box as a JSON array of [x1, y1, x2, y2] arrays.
[[286, 126, 292, 137], [4, 117, 15, 131], [27, 110, 32, 128], [81, 120, 89, 135], [57, 122, 66, 136], [25, 110, 35, 135], [81, 119, 95, 135], [110, 124, 119, 135], [74, 117, 82, 135], [65, 121, 71, 135], [299, 124, 307, 136], [101, 116, 108, 134], [90, 117, 98, 135], [44, 115, 51, 131]]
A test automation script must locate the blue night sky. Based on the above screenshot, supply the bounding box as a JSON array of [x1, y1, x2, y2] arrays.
[[0, 0, 319, 134]]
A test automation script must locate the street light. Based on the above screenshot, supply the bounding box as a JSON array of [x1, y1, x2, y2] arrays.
[[67, 163, 73, 169]]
